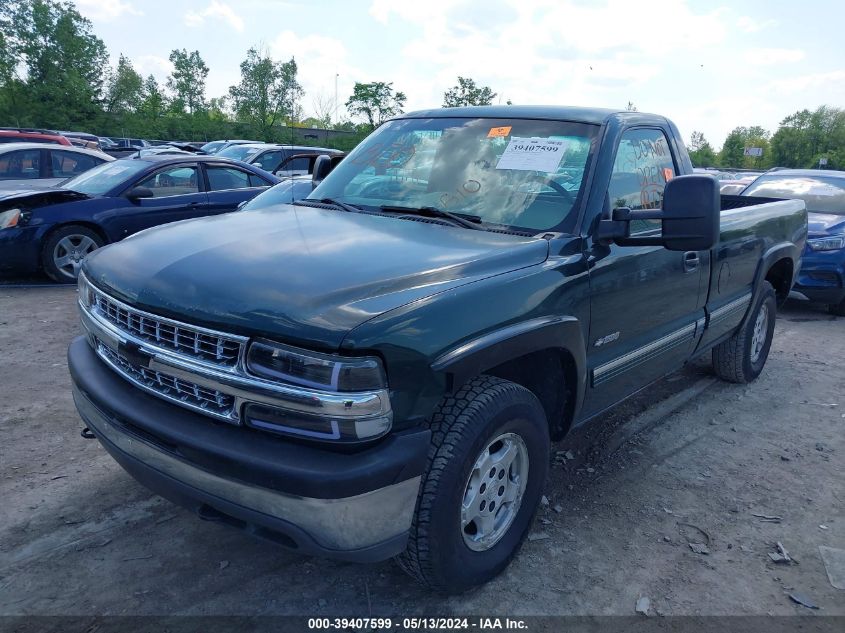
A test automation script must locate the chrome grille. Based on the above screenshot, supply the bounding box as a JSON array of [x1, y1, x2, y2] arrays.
[[88, 286, 243, 368], [96, 340, 235, 418]]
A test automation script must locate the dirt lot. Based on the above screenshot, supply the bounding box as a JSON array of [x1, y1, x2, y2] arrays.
[[0, 286, 842, 618]]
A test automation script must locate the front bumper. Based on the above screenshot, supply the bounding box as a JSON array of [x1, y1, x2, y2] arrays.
[[0, 225, 42, 274], [68, 336, 430, 562], [795, 249, 845, 305]]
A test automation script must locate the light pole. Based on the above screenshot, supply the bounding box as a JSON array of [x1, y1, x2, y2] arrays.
[[334, 72, 339, 125]]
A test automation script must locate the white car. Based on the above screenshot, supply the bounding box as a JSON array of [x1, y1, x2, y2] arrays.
[[0, 142, 113, 191]]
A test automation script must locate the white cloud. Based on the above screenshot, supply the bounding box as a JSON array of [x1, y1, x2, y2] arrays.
[[768, 70, 845, 94], [366, 0, 727, 112], [270, 31, 364, 120], [184, 1, 245, 33], [736, 16, 777, 33], [74, 0, 142, 21], [744, 47, 805, 66], [134, 55, 174, 80]]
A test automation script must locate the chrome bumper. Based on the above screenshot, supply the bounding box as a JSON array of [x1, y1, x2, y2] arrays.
[[74, 384, 420, 553], [77, 294, 391, 427]]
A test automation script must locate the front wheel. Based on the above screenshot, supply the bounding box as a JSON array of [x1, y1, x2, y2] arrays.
[[396, 376, 550, 594], [712, 281, 777, 383], [41, 225, 104, 283]]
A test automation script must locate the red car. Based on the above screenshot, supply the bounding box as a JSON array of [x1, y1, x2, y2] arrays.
[[0, 128, 71, 146]]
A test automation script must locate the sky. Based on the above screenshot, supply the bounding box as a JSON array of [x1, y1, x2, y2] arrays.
[[73, 0, 845, 149]]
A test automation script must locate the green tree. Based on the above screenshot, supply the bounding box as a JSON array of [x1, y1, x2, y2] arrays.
[[770, 106, 845, 168], [718, 126, 770, 168], [442, 76, 496, 107], [345, 81, 406, 129], [688, 131, 717, 167], [228, 47, 303, 139], [0, 0, 107, 127], [167, 48, 208, 115], [104, 54, 143, 114]]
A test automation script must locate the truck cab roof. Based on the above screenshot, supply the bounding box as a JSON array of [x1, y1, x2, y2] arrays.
[[401, 105, 653, 125]]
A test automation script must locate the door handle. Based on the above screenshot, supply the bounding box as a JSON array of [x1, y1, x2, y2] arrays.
[[684, 251, 700, 272], [187, 201, 200, 207]]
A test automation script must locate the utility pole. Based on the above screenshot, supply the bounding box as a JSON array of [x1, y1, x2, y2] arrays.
[[334, 72, 339, 125]]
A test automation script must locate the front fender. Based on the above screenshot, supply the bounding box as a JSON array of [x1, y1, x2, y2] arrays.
[[431, 315, 587, 419]]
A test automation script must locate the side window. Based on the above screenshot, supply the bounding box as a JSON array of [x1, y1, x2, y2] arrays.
[[254, 151, 283, 172], [136, 166, 199, 197], [248, 173, 270, 187], [0, 150, 41, 180], [51, 151, 99, 177], [206, 166, 255, 191], [282, 157, 311, 172], [608, 128, 676, 233]]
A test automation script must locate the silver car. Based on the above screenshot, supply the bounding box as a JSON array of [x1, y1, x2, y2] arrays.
[[0, 143, 113, 190]]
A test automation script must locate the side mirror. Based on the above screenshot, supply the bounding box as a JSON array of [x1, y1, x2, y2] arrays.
[[311, 154, 333, 190], [597, 175, 720, 251], [126, 186, 154, 200]]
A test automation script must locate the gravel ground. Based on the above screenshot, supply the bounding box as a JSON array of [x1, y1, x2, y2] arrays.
[[0, 287, 842, 618]]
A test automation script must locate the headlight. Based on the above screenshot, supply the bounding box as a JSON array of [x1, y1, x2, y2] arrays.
[[246, 339, 387, 392], [245, 339, 391, 442], [0, 208, 22, 229], [808, 236, 845, 251]]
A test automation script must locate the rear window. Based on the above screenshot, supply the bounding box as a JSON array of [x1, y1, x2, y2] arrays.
[[218, 145, 263, 161], [743, 175, 845, 215]]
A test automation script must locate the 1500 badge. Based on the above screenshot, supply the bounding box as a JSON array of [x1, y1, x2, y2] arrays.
[[594, 331, 621, 347]]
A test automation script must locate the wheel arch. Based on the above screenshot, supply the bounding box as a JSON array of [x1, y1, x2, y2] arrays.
[[430, 316, 587, 440], [41, 221, 110, 249], [742, 242, 799, 326]]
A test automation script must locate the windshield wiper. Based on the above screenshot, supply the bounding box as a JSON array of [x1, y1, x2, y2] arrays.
[[294, 198, 367, 214], [378, 205, 483, 230]]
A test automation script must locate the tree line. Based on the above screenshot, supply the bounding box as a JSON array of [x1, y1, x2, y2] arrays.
[[688, 106, 845, 170], [0, 1, 500, 150], [1, 0, 841, 167]]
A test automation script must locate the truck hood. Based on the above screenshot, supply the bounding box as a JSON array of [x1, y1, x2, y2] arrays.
[[807, 212, 845, 237], [83, 205, 550, 350]]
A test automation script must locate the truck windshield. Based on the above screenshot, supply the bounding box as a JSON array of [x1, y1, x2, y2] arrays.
[[311, 117, 598, 233]]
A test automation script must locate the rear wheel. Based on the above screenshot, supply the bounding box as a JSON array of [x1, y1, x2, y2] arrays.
[[712, 281, 776, 383], [42, 225, 103, 283], [396, 375, 550, 594]]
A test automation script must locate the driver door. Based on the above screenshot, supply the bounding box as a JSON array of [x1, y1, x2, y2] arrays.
[[581, 127, 709, 418], [113, 164, 208, 238]]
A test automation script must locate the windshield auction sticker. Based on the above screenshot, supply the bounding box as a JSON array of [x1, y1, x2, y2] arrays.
[[487, 126, 512, 137], [496, 137, 567, 172]]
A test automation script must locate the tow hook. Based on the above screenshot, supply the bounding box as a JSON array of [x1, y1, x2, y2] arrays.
[[80, 427, 96, 439]]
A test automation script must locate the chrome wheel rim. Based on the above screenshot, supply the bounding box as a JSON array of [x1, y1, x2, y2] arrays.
[[750, 303, 769, 363], [461, 432, 529, 552], [53, 234, 98, 280]]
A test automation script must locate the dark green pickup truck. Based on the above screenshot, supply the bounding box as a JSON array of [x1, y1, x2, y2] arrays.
[[69, 106, 807, 593]]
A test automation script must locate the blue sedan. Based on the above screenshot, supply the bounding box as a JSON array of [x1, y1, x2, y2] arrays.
[[742, 169, 845, 315], [0, 155, 279, 282]]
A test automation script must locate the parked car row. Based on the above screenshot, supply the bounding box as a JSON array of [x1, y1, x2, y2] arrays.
[[0, 155, 282, 282]]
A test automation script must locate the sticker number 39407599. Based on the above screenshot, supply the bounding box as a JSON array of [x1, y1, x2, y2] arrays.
[[496, 137, 567, 172]]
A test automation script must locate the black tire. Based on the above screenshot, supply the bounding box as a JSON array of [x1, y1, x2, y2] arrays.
[[712, 281, 777, 383], [829, 299, 845, 317], [396, 375, 550, 593], [41, 225, 104, 283]]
